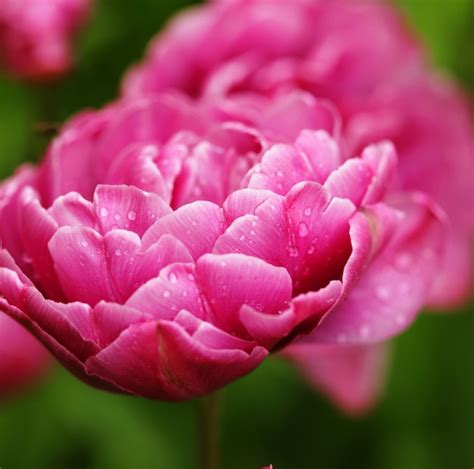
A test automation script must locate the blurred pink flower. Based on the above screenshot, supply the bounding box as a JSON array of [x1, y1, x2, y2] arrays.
[[0, 313, 50, 399], [0, 0, 91, 80], [0, 93, 444, 402], [123, 0, 474, 308]]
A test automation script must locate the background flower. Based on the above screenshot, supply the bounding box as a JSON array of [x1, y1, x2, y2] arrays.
[[0, 0, 91, 80]]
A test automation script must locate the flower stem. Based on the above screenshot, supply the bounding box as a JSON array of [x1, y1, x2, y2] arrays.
[[199, 392, 220, 469]]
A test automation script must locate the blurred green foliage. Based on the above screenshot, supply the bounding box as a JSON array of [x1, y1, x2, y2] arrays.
[[0, 1, 473, 468]]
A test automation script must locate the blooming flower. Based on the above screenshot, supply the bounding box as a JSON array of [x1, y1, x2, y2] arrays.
[[123, 0, 473, 308], [0, 0, 91, 80], [0, 92, 444, 401]]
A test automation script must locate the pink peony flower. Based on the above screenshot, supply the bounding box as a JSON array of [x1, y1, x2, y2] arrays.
[[0, 92, 444, 402], [0, 0, 91, 80], [123, 0, 474, 308]]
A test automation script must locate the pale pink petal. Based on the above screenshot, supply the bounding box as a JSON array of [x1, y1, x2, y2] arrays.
[[48, 192, 97, 228]]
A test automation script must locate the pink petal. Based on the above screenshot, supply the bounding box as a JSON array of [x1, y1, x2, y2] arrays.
[[311, 193, 445, 343], [196, 253, 292, 335], [294, 130, 341, 183], [283, 342, 389, 415], [361, 142, 398, 204], [94, 185, 171, 237], [103, 143, 171, 202], [323, 158, 373, 206], [142, 201, 225, 259], [48, 192, 97, 228], [85, 319, 268, 400], [126, 263, 207, 321], [247, 143, 315, 195], [48, 226, 117, 305], [104, 231, 193, 303], [92, 301, 153, 348], [285, 182, 356, 291]]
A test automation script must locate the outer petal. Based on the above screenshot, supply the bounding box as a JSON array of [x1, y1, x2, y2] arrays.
[[310, 193, 445, 344], [85, 316, 268, 400], [283, 342, 390, 415]]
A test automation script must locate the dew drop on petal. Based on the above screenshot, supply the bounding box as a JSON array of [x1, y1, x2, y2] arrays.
[[163, 290, 171, 298], [304, 207, 312, 216], [298, 222, 309, 238], [100, 207, 109, 217], [375, 286, 391, 301], [127, 211, 137, 221], [169, 272, 177, 284], [80, 240, 88, 247]]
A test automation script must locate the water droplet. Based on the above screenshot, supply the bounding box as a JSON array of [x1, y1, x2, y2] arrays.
[[163, 290, 171, 298], [298, 222, 309, 238], [359, 325, 370, 338], [250, 230, 256, 236], [304, 207, 312, 216], [394, 253, 412, 270], [289, 247, 299, 257], [115, 249, 122, 256], [182, 291, 188, 297], [375, 286, 390, 301], [127, 211, 137, 221], [100, 207, 109, 217], [169, 272, 177, 284], [307, 246, 315, 255], [239, 235, 246, 241], [276, 170, 284, 177], [80, 240, 88, 247], [114, 213, 121, 221], [220, 261, 227, 267]]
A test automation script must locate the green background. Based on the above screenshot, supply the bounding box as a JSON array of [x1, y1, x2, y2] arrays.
[[0, 1, 473, 468]]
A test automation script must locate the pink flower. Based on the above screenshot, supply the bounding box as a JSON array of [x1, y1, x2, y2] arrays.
[[123, 0, 473, 308], [0, 313, 49, 399], [0, 93, 444, 401], [0, 0, 91, 80]]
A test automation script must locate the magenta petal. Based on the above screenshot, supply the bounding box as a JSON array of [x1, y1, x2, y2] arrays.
[[295, 130, 341, 183], [258, 92, 340, 141], [104, 143, 172, 202], [92, 301, 153, 348], [247, 144, 314, 195], [361, 142, 398, 204], [126, 263, 207, 321], [283, 342, 389, 415], [49, 226, 117, 305], [311, 193, 444, 343], [86, 319, 267, 400], [142, 201, 224, 259], [94, 185, 171, 237], [324, 158, 373, 206], [223, 188, 283, 223], [285, 182, 356, 290], [239, 305, 295, 349], [48, 192, 97, 228], [196, 253, 292, 335]]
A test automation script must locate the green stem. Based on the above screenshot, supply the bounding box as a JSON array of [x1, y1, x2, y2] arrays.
[[199, 392, 220, 469]]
